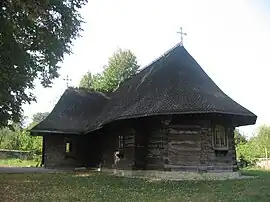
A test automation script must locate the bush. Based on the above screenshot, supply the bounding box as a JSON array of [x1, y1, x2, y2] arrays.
[[0, 124, 42, 155], [237, 155, 249, 168]]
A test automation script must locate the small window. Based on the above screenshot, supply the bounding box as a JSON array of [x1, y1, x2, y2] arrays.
[[119, 136, 124, 149], [212, 125, 228, 150], [65, 142, 72, 153]]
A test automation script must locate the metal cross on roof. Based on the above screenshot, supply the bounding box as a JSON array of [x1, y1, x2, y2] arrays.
[[63, 75, 72, 88], [177, 27, 187, 46]]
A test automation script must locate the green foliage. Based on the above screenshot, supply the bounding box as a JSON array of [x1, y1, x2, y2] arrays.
[[0, 112, 46, 154], [0, 127, 10, 148], [236, 140, 261, 165], [0, 0, 88, 128], [235, 126, 270, 166], [0, 124, 42, 154], [256, 125, 270, 155], [32, 112, 49, 123], [79, 49, 139, 92], [234, 129, 247, 146], [79, 71, 93, 89]]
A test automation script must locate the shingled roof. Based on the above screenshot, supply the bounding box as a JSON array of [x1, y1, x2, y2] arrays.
[[30, 88, 109, 134], [31, 44, 257, 135], [84, 44, 257, 132]]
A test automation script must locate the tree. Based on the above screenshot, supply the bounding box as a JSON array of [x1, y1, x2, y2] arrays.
[[32, 112, 49, 123], [21, 121, 42, 154], [79, 71, 93, 89], [0, 114, 44, 153], [0, 0, 88, 128], [236, 138, 262, 165], [234, 129, 247, 146], [235, 126, 270, 166], [79, 49, 139, 92], [0, 123, 23, 150], [256, 125, 270, 158], [0, 127, 11, 148], [101, 49, 140, 92]]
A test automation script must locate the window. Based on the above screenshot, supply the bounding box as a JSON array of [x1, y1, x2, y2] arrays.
[[212, 125, 228, 150], [119, 136, 124, 149], [65, 142, 71, 153], [64, 139, 75, 159]]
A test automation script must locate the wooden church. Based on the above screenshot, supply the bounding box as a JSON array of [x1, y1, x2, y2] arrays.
[[30, 44, 257, 172]]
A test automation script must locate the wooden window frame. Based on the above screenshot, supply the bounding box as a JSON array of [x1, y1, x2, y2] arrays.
[[65, 142, 72, 153], [64, 139, 75, 158], [119, 135, 124, 149], [212, 125, 229, 150]]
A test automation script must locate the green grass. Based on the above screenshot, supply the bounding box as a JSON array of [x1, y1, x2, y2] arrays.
[[0, 158, 38, 167], [0, 169, 270, 202]]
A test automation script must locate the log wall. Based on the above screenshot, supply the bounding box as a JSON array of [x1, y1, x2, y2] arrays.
[[43, 134, 102, 168], [166, 124, 202, 171], [99, 134, 118, 169], [101, 128, 135, 170], [99, 115, 238, 173], [76, 134, 103, 167], [146, 129, 166, 170], [43, 135, 79, 168], [202, 127, 237, 172], [164, 122, 237, 172], [118, 132, 135, 169]]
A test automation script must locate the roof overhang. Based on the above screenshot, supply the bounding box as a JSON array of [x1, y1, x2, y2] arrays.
[[84, 111, 257, 134], [30, 129, 81, 136]]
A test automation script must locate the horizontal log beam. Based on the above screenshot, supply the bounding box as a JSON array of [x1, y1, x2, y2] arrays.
[[169, 124, 201, 129], [168, 147, 201, 152], [169, 129, 199, 135]]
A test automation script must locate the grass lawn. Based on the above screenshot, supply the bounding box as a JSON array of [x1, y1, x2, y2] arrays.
[[0, 158, 38, 167], [0, 169, 270, 202]]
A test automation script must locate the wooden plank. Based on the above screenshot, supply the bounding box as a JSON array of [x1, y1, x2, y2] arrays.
[[168, 153, 201, 158], [147, 148, 163, 157], [168, 156, 200, 164], [124, 135, 135, 147], [169, 140, 200, 146], [168, 134, 200, 141], [149, 139, 163, 143], [169, 124, 201, 129], [169, 151, 200, 157], [164, 164, 199, 169], [169, 128, 199, 135], [166, 160, 199, 166], [168, 156, 200, 161], [168, 147, 201, 152]]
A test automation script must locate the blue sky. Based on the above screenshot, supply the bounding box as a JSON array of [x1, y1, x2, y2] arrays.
[[23, 0, 270, 137]]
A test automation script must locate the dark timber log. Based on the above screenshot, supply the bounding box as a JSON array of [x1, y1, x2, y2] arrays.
[[99, 115, 238, 172]]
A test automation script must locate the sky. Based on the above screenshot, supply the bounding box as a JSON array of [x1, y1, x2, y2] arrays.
[[23, 0, 270, 137]]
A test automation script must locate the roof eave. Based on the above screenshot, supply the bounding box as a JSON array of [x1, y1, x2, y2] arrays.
[[30, 129, 82, 136], [84, 111, 257, 134]]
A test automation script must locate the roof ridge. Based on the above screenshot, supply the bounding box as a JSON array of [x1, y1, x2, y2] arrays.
[[65, 87, 109, 97], [137, 43, 183, 73], [116, 43, 183, 87]]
